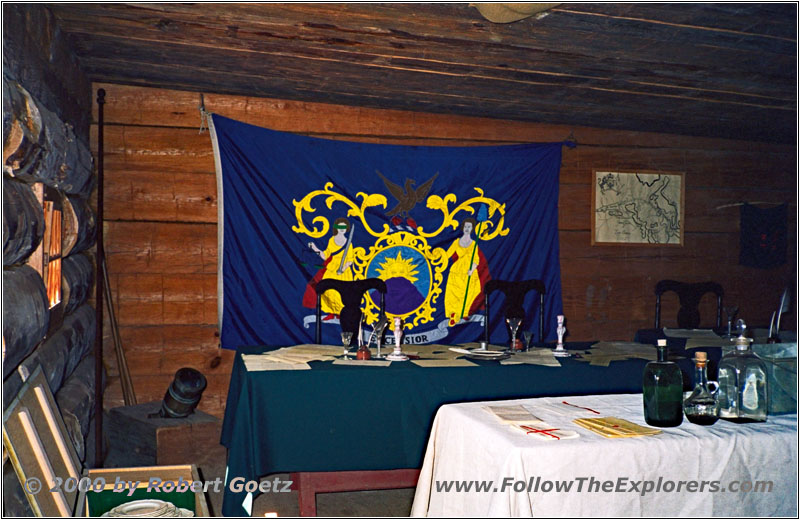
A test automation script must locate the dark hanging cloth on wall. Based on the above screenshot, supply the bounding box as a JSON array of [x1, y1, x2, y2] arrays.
[[739, 202, 787, 269]]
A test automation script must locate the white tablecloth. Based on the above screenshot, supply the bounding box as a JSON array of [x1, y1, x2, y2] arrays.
[[411, 394, 797, 517]]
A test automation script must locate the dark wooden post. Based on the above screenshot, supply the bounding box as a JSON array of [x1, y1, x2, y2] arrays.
[[94, 88, 105, 467]]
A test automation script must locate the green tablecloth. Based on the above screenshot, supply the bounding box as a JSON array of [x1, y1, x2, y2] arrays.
[[219, 342, 690, 516]]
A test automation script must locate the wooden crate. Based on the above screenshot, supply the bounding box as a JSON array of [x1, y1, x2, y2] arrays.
[[77, 464, 211, 517], [106, 401, 224, 469]]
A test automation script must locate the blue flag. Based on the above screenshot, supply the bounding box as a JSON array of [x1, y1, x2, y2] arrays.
[[209, 114, 564, 348]]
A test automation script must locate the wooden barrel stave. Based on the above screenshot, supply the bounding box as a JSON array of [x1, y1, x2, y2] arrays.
[[2, 265, 49, 377], [62, 253, 93, 314], [36, 103, 95, 195], [2, 176, 44, 265], [62, 194, 97, 256], [3, 78, 44, 179], [4, 79, 94, 195]]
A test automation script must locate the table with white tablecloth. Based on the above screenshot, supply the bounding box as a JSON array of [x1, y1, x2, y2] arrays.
[[411, 393, 797, 517]]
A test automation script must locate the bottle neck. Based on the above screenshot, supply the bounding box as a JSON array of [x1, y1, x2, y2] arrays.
[[734, 336, 751, 352], [693, 362, 708, 386], [656, 346, 668, 362]]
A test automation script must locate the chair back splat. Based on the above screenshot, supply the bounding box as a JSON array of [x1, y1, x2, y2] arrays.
[[654, 280, 723, 329], [484, 279, 546, 343], [314, 278, 387, 345]]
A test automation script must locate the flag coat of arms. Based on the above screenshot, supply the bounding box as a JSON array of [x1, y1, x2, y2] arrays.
[[209, 115, 564, 348]]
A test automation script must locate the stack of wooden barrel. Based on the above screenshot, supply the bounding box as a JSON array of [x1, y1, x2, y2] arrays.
[[3, 77, 101, 463]]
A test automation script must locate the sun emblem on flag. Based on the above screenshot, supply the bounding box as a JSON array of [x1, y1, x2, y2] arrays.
[[357, 233, 445, 326]]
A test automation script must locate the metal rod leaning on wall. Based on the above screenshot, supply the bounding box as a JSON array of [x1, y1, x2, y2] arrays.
[[94, 88, 105, 468], [102, 256, 137, 405]]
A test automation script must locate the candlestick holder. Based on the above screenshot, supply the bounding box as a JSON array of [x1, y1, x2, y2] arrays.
[[553, 314, 571, 357], [386, 317, 409, 361]]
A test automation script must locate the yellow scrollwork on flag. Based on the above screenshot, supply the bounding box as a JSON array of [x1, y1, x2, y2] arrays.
[[294, 183, 507, 326]]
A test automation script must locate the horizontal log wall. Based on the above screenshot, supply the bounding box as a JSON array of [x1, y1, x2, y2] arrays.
[[93, 83, 796, 418], [3, 4, 97, 492]]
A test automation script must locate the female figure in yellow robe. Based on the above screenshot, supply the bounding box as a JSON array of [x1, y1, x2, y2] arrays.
[[307, 218, 355, 316], [444, 217, 489, 326]]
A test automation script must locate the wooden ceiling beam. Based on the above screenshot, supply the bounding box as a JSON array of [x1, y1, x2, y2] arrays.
[[63, 30, 793, 110], [79, 51, 793, 146], [44, 3, 796, 144]]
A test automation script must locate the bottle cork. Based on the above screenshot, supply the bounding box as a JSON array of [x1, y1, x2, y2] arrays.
[[694, 351, 707, 365]]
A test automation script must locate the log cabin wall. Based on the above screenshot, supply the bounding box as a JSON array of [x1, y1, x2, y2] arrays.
[[94, 82, 796, 418], [3, 4, 98, 512]]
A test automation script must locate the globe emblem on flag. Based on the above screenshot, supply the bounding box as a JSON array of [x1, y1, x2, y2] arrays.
[[366, 246, 431, 315]]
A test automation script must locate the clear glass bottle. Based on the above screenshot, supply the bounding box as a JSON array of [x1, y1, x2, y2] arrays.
[[683, 351, 720, 425], [643, 339, 684, 427], [718, 323, 769, 422]]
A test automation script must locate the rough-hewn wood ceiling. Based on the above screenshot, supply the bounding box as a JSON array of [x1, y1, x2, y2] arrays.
[[49, 3, 796, 143]]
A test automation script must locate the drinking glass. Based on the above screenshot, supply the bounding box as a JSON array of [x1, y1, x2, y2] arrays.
[[340, 331, 353, 358], [373, 316, 389, 359], [723, 306, 738, 338], [522, 331, 534, 352], [506, 317, 522, 352]]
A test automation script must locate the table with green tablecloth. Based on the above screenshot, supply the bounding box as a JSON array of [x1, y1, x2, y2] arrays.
[[219, 342, 695, 516]]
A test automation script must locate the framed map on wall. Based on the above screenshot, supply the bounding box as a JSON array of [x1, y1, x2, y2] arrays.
[[591, 170, 684, 246]]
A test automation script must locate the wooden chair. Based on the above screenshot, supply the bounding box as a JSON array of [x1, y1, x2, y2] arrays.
[[483, 279, 546, 343], [654, 280, 723, 329], [314, 278, 387, 345]]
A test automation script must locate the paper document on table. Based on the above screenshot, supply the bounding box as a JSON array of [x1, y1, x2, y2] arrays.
[[685, 337, 732, 349], [663, 328, 720, 339], [485, 405, 579, 440], [412, 359, 477, 368], [500, 348, 561, 367], [252, 344, 340, 365], [573, 417, 661, 438], [485, 405, 542, 424], [242, 355, 311, 371], [461, 342, 506, 351], [578, 342, 656, 365], [332, 358, 391, 367], [534, 401, 603, 417], [280, 344, 344, 357], [413, 345, 461, 359]]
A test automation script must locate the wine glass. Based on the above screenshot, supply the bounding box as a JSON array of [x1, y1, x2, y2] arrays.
[[522, 331, 533, 352], [340, 331, 353, 358], [373, 315, 389, 359], [723, 305, 738, 338], [506, 317, 522, 352]]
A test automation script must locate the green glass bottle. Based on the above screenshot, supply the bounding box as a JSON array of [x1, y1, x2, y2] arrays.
[[643, 339, 684, 427]]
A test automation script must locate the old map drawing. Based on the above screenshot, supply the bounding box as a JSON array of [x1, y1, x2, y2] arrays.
[[593, 171, 683, 245]]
